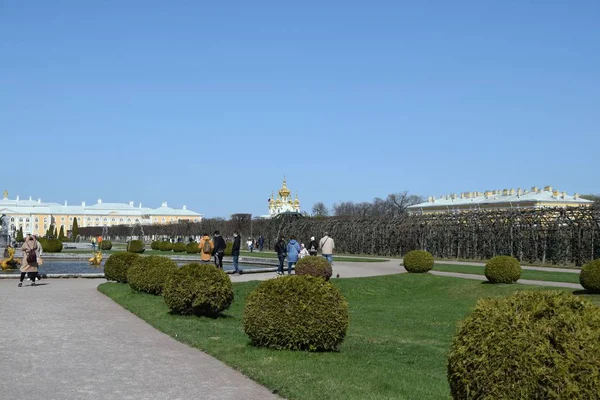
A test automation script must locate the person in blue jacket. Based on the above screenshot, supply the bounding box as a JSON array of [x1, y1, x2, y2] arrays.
[[286, 235, 301, 275]]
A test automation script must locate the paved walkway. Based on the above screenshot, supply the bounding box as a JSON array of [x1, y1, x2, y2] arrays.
[[0, 279, 278, 400]]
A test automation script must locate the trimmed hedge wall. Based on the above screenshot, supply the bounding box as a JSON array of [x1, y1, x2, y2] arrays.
[[104, 252, 140, 283], [172, 242, 186, 253], [243, 275, 349, 351], [402, 250, 434, 273], [159, 241, 173, 252], [448, 290, 600, 399], [100, 240, 112, 250], [41, 238, 63, 253], [151, 241, 161, 250], [127, 255, 177, 295], [164, 263, 234, 316], [295, 256, 333, 281], [484, 255, 521, 284], [186, 242, 200, 254]]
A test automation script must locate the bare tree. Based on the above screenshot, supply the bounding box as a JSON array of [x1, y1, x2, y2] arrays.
[[311, 202, 330, 217], [230, 213, 252, 237], [386, 192, 424, 216]]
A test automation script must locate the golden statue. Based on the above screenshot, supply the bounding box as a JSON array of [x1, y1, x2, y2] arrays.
[[1, 246, 21, 270], [2, 190, 7, 199], [89, 251, 103, 265]]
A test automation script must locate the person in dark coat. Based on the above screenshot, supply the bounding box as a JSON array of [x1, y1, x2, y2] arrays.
[[212, 230, 226, 270], [231, 231, 242, 274], [308, 236, 319, 256], [274, 235, 287, 275]]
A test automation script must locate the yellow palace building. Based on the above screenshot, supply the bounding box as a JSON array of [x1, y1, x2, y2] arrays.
[[0, 191, 202, 237]]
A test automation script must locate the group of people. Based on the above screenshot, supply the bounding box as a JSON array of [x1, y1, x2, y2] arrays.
[[246, 236, 265, 252], [197, 230, 244, 274], [274, 232, 335, 275]]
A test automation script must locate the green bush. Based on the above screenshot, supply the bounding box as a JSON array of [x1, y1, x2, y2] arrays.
[[224, 242, 233, 256], [243, 275, 349, 351], [127, 240, 145, 253], [186, 242, 200, 254], [448, 290, 600, 399], [151, 241, 161, 250], [100, 240, 112, 250], [164, 263, 234, 316], [41, 238, 63, 253], [159, 241, 173, 252], [484, 255, 521, 283], [580, 259, 600, 293], [104, 252, 140, 283], [402, 250, 434, 273], [295, 256, 332, 281], [172, 242, 186, 252], [127, 255, 177, 295]]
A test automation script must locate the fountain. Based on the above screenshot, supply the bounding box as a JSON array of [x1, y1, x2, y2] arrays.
[[0, 214, 10, 249]]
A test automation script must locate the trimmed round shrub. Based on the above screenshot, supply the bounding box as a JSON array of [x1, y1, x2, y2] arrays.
[[402, 250, 434, 273], [186, 242, 200, 254], [159, 241, 173, 252], [104, 252, 140, 283], [164, 263, 234, 316], [41, 238, 63, 253], [172, 242, 186, 253], [580, 258, 600, 293], [448, 290, 600, 399], [127, 240, 145, 253], [295, 256, 333, 281], [100, 240, 112, 250], [151, 241, 161, 250], [224, 242, 233, 256], [243, 275, 349, 351], [484, 255, 521, 283], [127, 255, 177, 295]]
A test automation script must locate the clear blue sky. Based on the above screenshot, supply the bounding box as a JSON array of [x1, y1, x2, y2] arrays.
[[1, 1, 598, 218]]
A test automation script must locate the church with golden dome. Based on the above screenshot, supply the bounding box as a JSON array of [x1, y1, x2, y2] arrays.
[[267, 178, 301, 217]]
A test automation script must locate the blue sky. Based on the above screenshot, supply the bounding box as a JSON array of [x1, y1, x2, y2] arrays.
[[1, 1, 598, 218]]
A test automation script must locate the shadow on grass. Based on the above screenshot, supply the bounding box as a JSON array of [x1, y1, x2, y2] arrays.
[[167, 310, 235, 320]]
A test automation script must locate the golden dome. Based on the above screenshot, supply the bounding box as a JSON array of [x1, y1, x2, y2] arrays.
[[275, 197, 283, 206], [294, 193, 300, 206], [269, 191, 275, 204], [278, 177, 291, 198]]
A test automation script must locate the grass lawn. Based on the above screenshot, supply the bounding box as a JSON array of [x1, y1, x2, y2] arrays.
[[434, 264, 581, 284], [98, 274, 586, 400]]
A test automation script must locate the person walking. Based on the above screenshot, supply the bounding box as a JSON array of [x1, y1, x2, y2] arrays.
[[198, 233, 214, 264], [308, 236, 319, 256], [212, 230, 226, 270], [258, 235, 264, 251], [247, 238, 253, 252], [231, 231, 242, 274], [91, 237, 96, 250], [274, 235, 287, 275], [19, 234, 39, 287], [319, 232, 335, 265], [286, 236, 301, 275]]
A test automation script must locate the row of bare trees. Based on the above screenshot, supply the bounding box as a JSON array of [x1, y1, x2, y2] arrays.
[[312, 191, 424, 217], [79, 206, 600, 266]]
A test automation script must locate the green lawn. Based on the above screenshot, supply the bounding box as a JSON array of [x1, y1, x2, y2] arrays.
[[98, 274, 587, 400], [434, 264, 581, 284]]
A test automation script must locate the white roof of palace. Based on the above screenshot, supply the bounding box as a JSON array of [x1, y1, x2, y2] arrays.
[[408, 188, 593, 210], [0, 197, 201, 217]]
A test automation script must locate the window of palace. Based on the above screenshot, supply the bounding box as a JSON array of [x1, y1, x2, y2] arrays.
[[19, 217, 23, 222], [11, 217, 14, 222], [120, 218, 124, 222], [104, 218, 108, 222], [127, 218, 131, 222], [44, 224, 47, 229], [96, 218, 100, 222], [35, 217, 38, 222], [26, 218, 30, 222], [162, 218, 165, 222], [61, 217, 65, 221], [44, 217, 48, 222], [35, 224, 38, 230], [135, 219, 139, 222], [69, 217, 73, 220], [111, 218, 116, 222]]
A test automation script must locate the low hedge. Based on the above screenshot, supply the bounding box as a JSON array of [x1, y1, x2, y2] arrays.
[[127, 240, 145, 253], [402, 250, 434, 273], [172, 242, 187, 253], [484, 255, 521, 284], [186, 242, 200, 254], [295, 256, 333, 281], [100, 240, 112, 250], [164, 263, 234, 316], [448, 290, 600, 399], [159, 241, 173, 252], [150, 241, 161, 250], [41, 238, 63, 253], [243, 275, 349, 351], [127, 255, 178, 295], [580, 259, 600, 293], [104, 252, 140, 283]]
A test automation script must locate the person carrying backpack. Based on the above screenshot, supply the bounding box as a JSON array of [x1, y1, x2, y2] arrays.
[[19, 235, 39, 287], [212, 230, 226, 270], [274, 235, 287, 275], [198, 233, 214, 263]]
